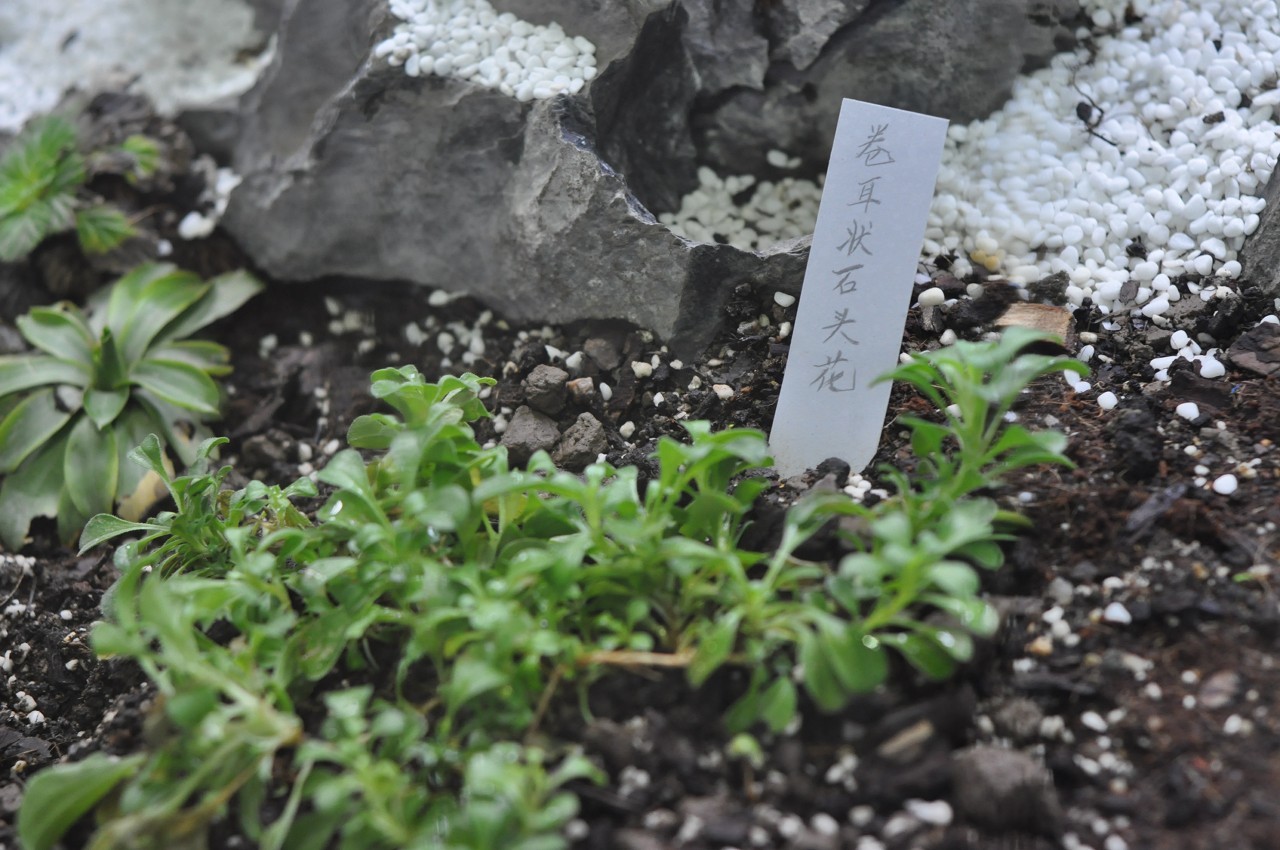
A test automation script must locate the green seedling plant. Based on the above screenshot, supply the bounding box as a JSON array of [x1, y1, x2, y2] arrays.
[[0, 261, 262, 547], [0, 114, 160, 261], [20, 330, 1086, 849]]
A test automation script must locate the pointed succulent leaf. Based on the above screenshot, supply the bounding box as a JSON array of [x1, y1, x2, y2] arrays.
[[147, 339, 231, 375], [129, 359, 221, 415], [154, 269, 263, 345], [82, 387, 130, 429], [55, 484, 92, 546], [0, 388, 73, 473], [118, 270, 209, 363], [64, 415, 119, 517], [0, 432, 68, 550], [92, 328, 130, 390], [15, 305, 94, 362], [94, 262, 176, 337]]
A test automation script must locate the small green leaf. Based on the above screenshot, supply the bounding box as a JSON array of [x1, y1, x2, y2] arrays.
[[823, 623, 889, 694], [688, 612, 740, 686], [441, 656, 508, 708], [74, 205, 136, 255], [78, 514, 162, 553], [0, 388, 72, 473], [758, 676, 798, 733], [16, 752, 144, 850], [926, 561, 979, 597], [130, 358, 221, 415], [799, 628, 846, 712], [120, 135, 160, 179], [64, 416, 118, 517], [880, 631, 957, 680]]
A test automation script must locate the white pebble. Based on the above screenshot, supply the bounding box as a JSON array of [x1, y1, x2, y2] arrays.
[[918, 287, 946, 307], [631, 361, 653, 379], [1103, 602, 1133, 625], [904, 799, 953, 826], [1175, 402, 1201, 421], [773, 291, 797, 308], [1097, 391, 1118, 410], [1212, 474, 1238, 495]]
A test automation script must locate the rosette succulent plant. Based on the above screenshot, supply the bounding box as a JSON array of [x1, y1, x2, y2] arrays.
[[0, 114, 158, 261], [0, 262, 261, 547]]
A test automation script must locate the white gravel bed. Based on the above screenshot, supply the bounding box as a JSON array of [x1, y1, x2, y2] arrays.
[[663, 0, 1280, 323], [0, 0, 269, 133]]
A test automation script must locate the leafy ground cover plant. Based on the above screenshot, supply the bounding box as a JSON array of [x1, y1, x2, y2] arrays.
[[0, 262, 262, 548], [19, 331, 1085, 849], [0, 114, 159, 261]]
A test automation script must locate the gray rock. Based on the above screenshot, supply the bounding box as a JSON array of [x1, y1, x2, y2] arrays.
[[552, 412, 608, 470], [501, 405, 561, 465], [223, 0, 1075, 357], [951, 745, 1064, 837], [583, 336, 622, 371], [566, 376, 597, 404], [988, 697, 1046, 744], [1225, 322, 1280, 377], [524, 363, 570, 415], [762, 0, 869, 71], [1243, 159, 1280, 298], [698, 0, 1080, 177]]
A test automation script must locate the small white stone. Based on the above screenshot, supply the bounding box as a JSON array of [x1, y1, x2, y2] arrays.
[[1198, 356, 1225, 379], [177, 211, 215, 240], [1097, 391, 1118, 410], [630, 361, 653, 379], [1175, 402, 1201, 421], [1103, 602, 1132, 625], [904, 799, 953, 826], [1080, 710, 1109, 733], [712, 383, 734, 401], [619, 420, 635, 439], [1212, 474, 1238, 495], [811, 812, 840, 836], [599, 382, 612, 401], [773, 291, 797, 308], [918, 287, 946, 307]]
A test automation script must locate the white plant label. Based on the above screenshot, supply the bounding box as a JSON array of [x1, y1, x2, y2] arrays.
[[770, 99, 948, 476]]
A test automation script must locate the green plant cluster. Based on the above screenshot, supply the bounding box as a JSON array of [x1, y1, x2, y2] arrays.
[[0, 262, 262, 548], [0, 115, 159, 262], [18, 329, 1085, 849]]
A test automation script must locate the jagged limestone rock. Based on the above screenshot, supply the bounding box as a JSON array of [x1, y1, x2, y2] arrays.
[[223, 0, 1067, 355]]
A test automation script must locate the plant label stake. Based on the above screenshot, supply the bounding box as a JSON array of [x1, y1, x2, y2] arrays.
[[770, 99, 947, 476]]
